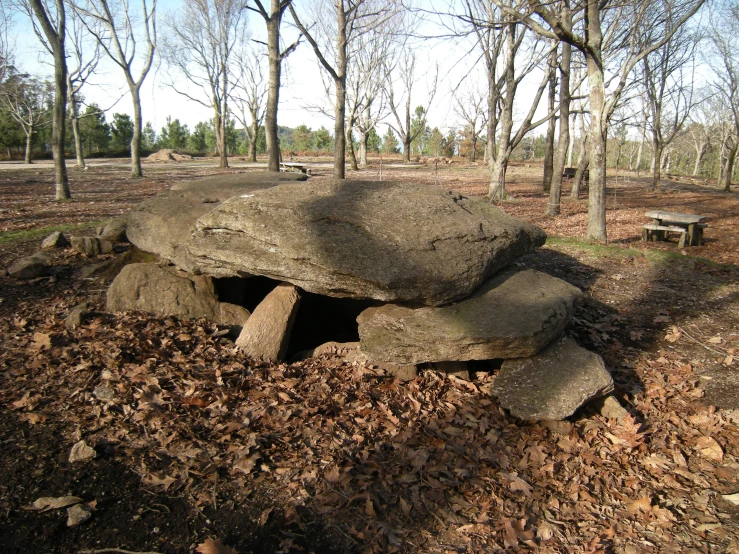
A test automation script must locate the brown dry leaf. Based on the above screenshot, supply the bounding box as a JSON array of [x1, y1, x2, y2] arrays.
[[725, 355, 735, 366], [696, 436, 724, 461], [30, 332, 51, 351], [21, 413, 46, 425], [365, 496, 377, 518], [665, 327, 682, 343], [626, 496, 652, 514], [195, 538, 239, 554], [708, 336, 724, 344], [142, 473, 176, 490], [503, 473, 533, 497], [233, 453, 260, 475]]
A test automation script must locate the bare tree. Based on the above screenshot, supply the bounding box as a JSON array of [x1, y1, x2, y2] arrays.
[[66, 12, 103, 169], [492, 0, 706, 239], [23, 0, 70, 199], [231, 44, 267, 163], [707, 4, 739, 192], [74, 0, 157, 178], [0, 72, 51, 164], [542, 46, 557, 192], [249, 0, 298, 172], [161, 0, 247, 168], [454, 83, 486, 162], [290, 0, 398, 178], [641, 24, 698, 190]]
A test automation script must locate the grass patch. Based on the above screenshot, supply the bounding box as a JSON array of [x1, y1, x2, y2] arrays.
[[0, 221, 107, 246], [545, 235, 737, 270]]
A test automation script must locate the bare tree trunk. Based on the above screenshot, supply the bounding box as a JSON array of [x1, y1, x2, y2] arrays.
[[72, 116, 84, 168], [542, 48, 557, 193], [334, 78, 347, 178], [131, 88, 143, 178], [249, 113, 259, 162], [571, 113, 588, 199], [265, 5, 282, 172], [359, 129, 368, 165], [402, 93, 411, 163], [347, 124, 358, 170], [586, 59, 607, 239], [651, 136, 663, 191], [490, 157, 508, 200], [24, 127, 33, 164], [692, 138, 707, 176], [548, 14, 571, 217]]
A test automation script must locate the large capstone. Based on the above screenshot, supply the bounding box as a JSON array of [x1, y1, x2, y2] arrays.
[[188, 180, 546, 305], [125, 172, 306, 274], [106, 262, 250, 326], [491, 336, 614, 421], [356, 269, 582, 365]]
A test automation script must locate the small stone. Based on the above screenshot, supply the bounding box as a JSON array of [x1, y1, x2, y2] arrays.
[[69, 440, 96, 463], [98, 217, 128, 242], [67, 503, 92, 527], [65, 302, 89, 331], [70, 236, 113, 257], [429, 361, 470, 380], [79, 259, 114, 279], [8, 252, 51, 279], [41, 231, 69, 249], [594, 395, 629, 421], [380, 362, 418, 381], [93, 385, 115, 402]]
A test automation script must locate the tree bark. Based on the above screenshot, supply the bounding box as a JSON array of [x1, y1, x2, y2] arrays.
[[24, 126, 33, 164], [548, 10, 571, 217], [265, 3, 283, 172], [249, 109, 259, 162], [727, 146, 738, 191], [651, 137, 662, 191], [542, 48, 557, 193], [131, 88, 143, 178]]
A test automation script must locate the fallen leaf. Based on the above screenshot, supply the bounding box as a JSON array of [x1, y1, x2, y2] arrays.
[[665, 327, 682, 343], [627, 496, 652, 513], [142, 473, 176, 490], [503, 473, 532, 497], [365, 496, 376, 517], [195, 538, 239, 554], [68, 440, 96, 463], [696, 436, 724, 461], [722, 493, 739, 505], [709, 336, 724, 344], [30, 332, 51, 351], [233, 453, 260, 475], [725, 355, 734, 366], [21, 413, 46, 425], [25, 496, 83, 512]]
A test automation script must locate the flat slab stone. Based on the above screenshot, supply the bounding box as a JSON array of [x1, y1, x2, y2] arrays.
[[357, 269, 582, 365], [8, 252, 51, 279], [126, 172, 304, 273], [235, 283, 301, 362], [492, 336, 614, 421], [188, 180, 546, 306]]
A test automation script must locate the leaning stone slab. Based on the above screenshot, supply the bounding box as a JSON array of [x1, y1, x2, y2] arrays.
[[41, 231, 69, 249], [106, 263, 250, 327], [357, 269, 582, 365], [491, 337, 614, 421], [235, 283, 301, 362], [70, 236, 113, 257], [189, 180, 546, 306], [98, 217, 128, 242], [8, 252, 51, 279], [125, 172, 305, 273]]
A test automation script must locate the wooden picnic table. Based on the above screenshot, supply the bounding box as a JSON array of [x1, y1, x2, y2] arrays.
[[642, 210, 708, 247], [280, 162, 312, 175]]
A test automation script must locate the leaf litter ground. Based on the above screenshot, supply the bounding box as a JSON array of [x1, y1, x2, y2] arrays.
[[1, 158, 739, 553]]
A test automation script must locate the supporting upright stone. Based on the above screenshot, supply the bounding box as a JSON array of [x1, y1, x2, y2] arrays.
[[236, 283, 301, 362]]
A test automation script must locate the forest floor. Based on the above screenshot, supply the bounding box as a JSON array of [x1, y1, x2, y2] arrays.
[[0, 156, 738, 554]]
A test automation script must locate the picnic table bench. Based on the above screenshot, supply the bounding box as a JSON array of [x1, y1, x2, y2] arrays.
[[280, 162, 312, 176], [563, 167, 589, 182], [642, 210, 708, 248]]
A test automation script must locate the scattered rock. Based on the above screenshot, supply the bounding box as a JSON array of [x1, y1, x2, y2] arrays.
[[70, 236, 113, 257], [8, 252, 51, 279], [188, 180, 546, 305], [65, 302, 89, 331], [26, 496, 83, 512], [429, 361, 470, 380], [79, 259, 115, 279], [98, 217, 128, 242], [40, 231, 69, 249], [93, 384, 116, 402], [66, 503, 92, 527], [380, 362, 418, 381], [357, 269, 582, 365], [491, 336, 614, 421], [594, 394, 629, 421], [293, 341, 361, 361], [235, 283, 301, 362], [68, 440, 96, 463]]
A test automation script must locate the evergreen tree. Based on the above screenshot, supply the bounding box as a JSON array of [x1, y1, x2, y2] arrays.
[[428, 127, 444, 157], [410, 106, 430, 155], [367, 127, 381, 153], [188, 121, 209, 152], [78, 105, 110, 154], [159, 116, 189, 150], [381, 126, 399, 154], [142, 121, 157, 150], [314, 126, 333, 152], [292, 124, 313, 151], [110, 113, 134, 152]]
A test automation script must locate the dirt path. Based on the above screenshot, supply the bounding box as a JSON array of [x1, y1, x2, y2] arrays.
[[1, 160, 738, 553]]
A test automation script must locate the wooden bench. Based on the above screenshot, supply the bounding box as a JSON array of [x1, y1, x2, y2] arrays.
[[563, 168, 589, 182], [280, 162, 312, 176], [642, 222, 707, 248]]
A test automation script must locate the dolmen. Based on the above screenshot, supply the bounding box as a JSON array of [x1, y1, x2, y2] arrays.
[[105, 172, 614, 421]]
